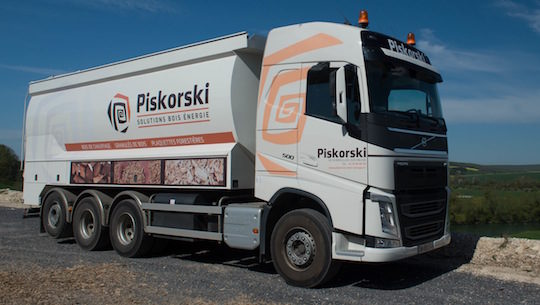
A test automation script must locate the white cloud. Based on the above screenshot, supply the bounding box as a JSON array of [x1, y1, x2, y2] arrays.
[[495, 0, 540, 34], [0, 64, 65, 76], [416, 29, 504, 73], [443, 90, 540, 123], [418, 28, 540, 123]]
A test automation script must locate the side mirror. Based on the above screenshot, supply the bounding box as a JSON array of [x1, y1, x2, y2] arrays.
[[335, 66, 347, 123]]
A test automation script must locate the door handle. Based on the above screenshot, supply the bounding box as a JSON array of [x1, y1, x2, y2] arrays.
[[300, 154, 318, 167]]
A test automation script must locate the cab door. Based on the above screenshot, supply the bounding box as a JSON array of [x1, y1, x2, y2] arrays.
[[256, 64, 303, 177], [297, 62, 368, 184]]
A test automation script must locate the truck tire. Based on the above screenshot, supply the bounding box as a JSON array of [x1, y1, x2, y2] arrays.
[[73, 197, 109, 251], [42, 192, 71, 238], [109, 199, 153, 257], [270, 209, 340, 288]]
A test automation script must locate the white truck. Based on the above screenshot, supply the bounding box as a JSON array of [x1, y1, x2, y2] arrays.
[[23, 15, 450, 287]]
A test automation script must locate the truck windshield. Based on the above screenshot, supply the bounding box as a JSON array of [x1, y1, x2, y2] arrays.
[[365, 58, 443, 120]]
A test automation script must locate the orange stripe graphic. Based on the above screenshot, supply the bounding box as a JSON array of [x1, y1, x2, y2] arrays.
[[257, 153, 296, 177], [261, 67, 310, 145], [65, 132, 235, 151], [275, 94, 302, 123], [258, 33, 343, 103]]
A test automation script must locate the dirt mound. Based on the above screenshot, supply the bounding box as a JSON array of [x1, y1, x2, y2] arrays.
[[447, 234, 540, 285], [472, 236, 540, 272], [0, 189, 23, 208]]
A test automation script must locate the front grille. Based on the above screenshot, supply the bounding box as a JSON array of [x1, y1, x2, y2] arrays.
[[395, 161, 447, 190], [401, 198, 445, 218], [396, 188, 447, 246], [405, 221, 444, 241], [394, 160, 448, 246]]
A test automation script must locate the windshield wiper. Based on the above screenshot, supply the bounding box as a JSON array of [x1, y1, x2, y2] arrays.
[[387, 110, 417, 122], [416, 113, 437, 124], [387, 110, 444, 128], [417, 112, 444, 127], [401, 109, 443, 126]]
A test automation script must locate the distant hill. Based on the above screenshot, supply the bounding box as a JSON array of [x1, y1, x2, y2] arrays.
[[450, 162, 540, 176]]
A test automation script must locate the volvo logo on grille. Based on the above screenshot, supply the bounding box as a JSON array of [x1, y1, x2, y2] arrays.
[[411, 136, 436, 150]]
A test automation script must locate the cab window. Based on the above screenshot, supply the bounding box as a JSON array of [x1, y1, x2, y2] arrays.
[[306, 62, 361, 124], [305, 62, 340, 123], [345, 64, 361, 125]]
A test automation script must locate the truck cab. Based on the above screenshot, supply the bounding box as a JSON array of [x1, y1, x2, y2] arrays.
[[255, 21, 450, 283]]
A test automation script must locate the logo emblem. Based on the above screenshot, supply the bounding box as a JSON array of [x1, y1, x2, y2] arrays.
[[107, 94, 130, 133], [411, 136, 436, 150]]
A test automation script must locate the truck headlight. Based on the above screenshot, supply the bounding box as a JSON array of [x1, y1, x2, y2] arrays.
[[379, 201, 398, 237]]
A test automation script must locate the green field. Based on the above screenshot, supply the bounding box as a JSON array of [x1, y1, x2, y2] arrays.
[[452, 223, 540, 240], [512, 230, 540, 239], [452, 172, 540, 187], [449, 162, 540, 238]]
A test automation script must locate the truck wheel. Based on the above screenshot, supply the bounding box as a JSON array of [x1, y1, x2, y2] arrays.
[[73, 197, 109, 251], [42, 192, 71, 238], [270, 209, 340, 288], [109, 199, 153, 257]]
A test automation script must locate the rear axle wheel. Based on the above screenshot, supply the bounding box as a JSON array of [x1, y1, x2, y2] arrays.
[[73, 197, 109, 251], [109, 199, 153, 257]]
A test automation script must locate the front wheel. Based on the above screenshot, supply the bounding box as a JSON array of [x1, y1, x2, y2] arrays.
[[270, 209, 340, 288], [109, 199, 153, 257]]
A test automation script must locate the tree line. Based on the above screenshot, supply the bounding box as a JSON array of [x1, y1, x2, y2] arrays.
[[0, 144, 22, 190]]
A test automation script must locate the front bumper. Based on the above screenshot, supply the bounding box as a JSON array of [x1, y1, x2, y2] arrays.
[[332, 232, 451, 262]]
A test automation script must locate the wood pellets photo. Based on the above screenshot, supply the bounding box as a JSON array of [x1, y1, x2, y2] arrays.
[[165, 158, 224, 186], [113, 160, 161, 185], [71, 162, 112, 184]]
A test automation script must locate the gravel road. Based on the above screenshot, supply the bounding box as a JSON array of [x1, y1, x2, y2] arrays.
[[1, 206, 539, 305]]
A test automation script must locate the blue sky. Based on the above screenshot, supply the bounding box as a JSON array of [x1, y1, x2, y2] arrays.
[[1, 0, 539, 164]]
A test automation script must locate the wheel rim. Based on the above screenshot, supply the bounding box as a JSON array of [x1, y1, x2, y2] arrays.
[[116, 212, 136, 246], [47, 202, 61, 228], [285, 229, 316, 269], [79, 209, 95, 239]]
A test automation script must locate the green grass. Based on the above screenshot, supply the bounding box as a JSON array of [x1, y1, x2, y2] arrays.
[[452, 188, 484, 196], [510, 230, 540, 240], [454, 172, 540, 184], [0, 182, 22, 191], [451, 223, 540, 239], [450, 189, 540, 224], [452, 188, 539, 201]]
